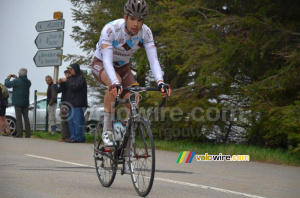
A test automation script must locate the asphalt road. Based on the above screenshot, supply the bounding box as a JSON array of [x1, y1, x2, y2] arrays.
[[0, 136, 299, 198]]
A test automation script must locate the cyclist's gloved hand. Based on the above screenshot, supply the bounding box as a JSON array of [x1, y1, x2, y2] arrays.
[[109, 83, 123, 98], [158, 82, 171, 98]]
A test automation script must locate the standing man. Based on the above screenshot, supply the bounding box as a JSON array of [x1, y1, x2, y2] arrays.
[[53, 70, 71, 142], [5, 68, 31, 138], [45, 75, 58, 135], [61, 63, 88, 143]]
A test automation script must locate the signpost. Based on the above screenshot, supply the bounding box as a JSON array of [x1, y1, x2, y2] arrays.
[[35, 19, 65, 32], [35, 31, 64, 49], [33, 49, 63, 67], [34, 12, 64, 132], [34, 12, 64, 82]]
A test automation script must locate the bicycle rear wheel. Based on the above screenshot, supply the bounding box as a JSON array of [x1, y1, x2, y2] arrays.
[[94, 117, 117, 187], [129, 117, 155, 197]]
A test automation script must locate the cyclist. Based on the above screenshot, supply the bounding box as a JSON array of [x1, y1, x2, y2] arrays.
[[92, 0, 171, 146]]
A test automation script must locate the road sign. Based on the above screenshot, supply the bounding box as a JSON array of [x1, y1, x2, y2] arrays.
[[35, 31, 64, 49], [33, 49, 63, 67], [35, 19, 65, 32], [53, 11, 63, 19]]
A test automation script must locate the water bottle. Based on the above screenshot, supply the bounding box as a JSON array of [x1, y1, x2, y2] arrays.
[[113, 119, 126, 141]]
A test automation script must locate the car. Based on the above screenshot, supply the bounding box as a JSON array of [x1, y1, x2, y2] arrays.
[[4, 97, 104, 134]]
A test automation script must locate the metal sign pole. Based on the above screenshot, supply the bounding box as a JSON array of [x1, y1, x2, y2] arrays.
[[52, 12, 63, 84], [33, 90, 37, 133], [53, 66, 59, 82], [45, 105, 48, 132]]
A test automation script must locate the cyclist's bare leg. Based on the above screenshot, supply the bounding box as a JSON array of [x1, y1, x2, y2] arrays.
[[100, 70, 122, 134], [122, 92, 131, 119], [100, 69, 132, 118], [100, 70, 122, 113]]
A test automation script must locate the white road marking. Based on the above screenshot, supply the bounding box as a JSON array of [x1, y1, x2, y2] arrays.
[[25, 154, 93, 168], [154, 177, 266, 198], [25, 154, 266, 198]]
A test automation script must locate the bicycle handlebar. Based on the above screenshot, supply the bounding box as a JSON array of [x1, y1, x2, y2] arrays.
[[113, 86, 168, 108]]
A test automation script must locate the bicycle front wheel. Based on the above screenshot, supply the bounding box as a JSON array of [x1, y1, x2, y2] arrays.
[[129, 117, 155, 197], [94, 117, 117, 187]]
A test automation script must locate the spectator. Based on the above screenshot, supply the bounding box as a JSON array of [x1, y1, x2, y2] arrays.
[[5, 68, 31, 138], [61, 63, 87, 143], [0, 83, 10, 136], [45, 75, 58, 135], [53, 70, 71, 142]]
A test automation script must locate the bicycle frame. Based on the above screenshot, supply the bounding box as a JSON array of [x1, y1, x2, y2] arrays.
[[94, 84, 169, 196], [94, 89, 144, 167], [95, 86, 162, 166]]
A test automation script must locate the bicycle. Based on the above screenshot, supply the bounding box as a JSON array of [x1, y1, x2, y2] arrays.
[[93, 83, 168, 197]]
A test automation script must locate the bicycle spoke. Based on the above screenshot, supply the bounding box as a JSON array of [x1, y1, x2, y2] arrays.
[[94, 117, 116, 187], [129, 117, 155, 197]]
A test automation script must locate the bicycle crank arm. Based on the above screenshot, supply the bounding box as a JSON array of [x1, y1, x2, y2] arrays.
[[94, 148, 117, 163]]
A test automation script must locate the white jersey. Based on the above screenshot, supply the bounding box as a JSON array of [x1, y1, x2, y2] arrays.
[[94, 19, 163, 84]]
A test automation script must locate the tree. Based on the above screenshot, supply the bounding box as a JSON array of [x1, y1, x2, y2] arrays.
[[68, 0, 300, 154]]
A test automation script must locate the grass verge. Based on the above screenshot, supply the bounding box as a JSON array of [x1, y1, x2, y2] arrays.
[[31, 131, 299, 166], [154, 139, 300, 166]]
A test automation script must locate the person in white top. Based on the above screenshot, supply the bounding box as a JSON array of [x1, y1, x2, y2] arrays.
[[92, 0, 171, 146]]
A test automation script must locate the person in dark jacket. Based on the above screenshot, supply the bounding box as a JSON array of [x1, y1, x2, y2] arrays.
[[5, 68, 31, 138], [0, 83, 10, 136], [45, 75, 58, 135], [61, 63, 87, 143], [53, 70, 71, 142]]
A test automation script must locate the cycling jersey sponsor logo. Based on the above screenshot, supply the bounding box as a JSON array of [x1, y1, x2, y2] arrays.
[[93, 64, 102, 72], [146, 29, 152, 39], [119, 38, 125, 44], [106, 28, 113, 38], [92, 68, 100, 77], [102, 39, 112, 43], [113, 50, 133, 57]]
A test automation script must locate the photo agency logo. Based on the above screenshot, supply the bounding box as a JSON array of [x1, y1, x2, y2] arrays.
[[195, 153, 250, 161], [176, 151, 250, 163], [115, 105, 246, 123], [176, 151, 196, 163]]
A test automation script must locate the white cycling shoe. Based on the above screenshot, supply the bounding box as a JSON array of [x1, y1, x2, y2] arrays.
[[102, 131, 115, 146]]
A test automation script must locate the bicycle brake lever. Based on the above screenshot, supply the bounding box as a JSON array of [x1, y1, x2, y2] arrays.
[[159, 86, 169, 107]]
